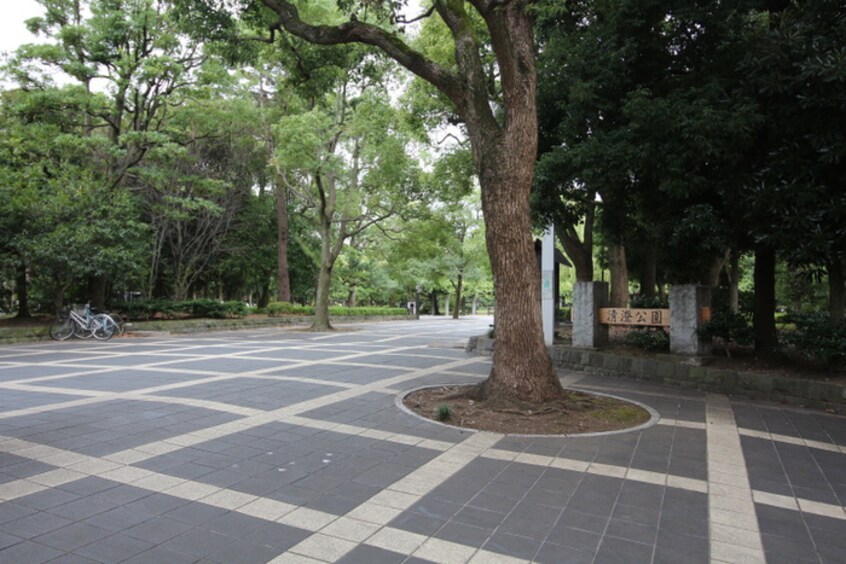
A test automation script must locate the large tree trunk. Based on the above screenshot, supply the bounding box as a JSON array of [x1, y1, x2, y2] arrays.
[[14, 260, 31, 319], [753, 245, 779, 357], [430, 291, 440, 316], [640, 243, 657, 298], [703, 254, 725, 287], [89, 275, 107, 310], [347, 286, 357, 308], [829, 259, 845, 326], [727, 250, 741, 314], [608, 243, 629, 307], [453, 273, 463, 319], [558, 213, 594, 282], [276, 185, 291, 303], [312, 224, 333, 331]]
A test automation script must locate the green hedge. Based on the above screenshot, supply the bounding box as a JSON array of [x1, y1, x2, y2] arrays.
[[114, 299, 247, 320], [266, 302, 408, 317], [781, 312, 846, 368]]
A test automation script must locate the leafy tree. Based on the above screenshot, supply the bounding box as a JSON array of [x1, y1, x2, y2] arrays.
[[175, 0, 566, 404], [273, 68, 417, 330], [8, 0, 208, 308]]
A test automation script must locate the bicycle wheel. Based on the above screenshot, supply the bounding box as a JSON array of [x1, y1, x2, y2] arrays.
[[49, 318, 74, 341], [108, 313, 125, 335], [92, 314, 115, 341], [73, 320, 95, 339]]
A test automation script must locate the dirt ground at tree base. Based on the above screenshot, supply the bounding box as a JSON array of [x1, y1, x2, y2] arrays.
[[403, 385, 651, 435]]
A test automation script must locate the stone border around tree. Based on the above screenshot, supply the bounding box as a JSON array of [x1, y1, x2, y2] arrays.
[[395, 383, 660, 438], [466, 336, 846, 414]]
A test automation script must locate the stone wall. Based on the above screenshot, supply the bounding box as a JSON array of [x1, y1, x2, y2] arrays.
[[466, 336, 846, 413]]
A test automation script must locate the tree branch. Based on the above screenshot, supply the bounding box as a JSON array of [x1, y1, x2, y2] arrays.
[[258, 0, 463, 105]]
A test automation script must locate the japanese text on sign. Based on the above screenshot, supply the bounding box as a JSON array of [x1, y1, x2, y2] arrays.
[[599, 308, 670, 327]]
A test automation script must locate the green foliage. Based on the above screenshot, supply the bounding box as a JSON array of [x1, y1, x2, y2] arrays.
[[781, 313, 846, 368], [623, 329, 669, 352], [265, 302, 407, 317], [434, 404, 453, 422], [629, 295, 669, 309], [266, 302, 313, 316], [698, 312, 754, 350], [114, 299, 246, 320]]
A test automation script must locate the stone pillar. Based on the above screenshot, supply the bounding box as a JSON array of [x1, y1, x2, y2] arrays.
[[670, 285, 712, 355], [541, 225, 555, 346], [573, 281, 609, 348]]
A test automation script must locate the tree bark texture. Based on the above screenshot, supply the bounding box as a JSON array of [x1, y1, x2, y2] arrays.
[[276, 184, 291, 302], [753, 245, 779, 357], [14, 261, 30, 319], [640, 244, 657, 298], [453, 273, 463, 319], [558, 210, 594, 282], [608, 243, 629, 308], [828, 259, 845, 325], [727, 250, 741, 314]]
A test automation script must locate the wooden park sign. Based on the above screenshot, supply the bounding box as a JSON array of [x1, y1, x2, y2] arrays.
[[599, 308, 670, 327], [598, 307, 711, 327]]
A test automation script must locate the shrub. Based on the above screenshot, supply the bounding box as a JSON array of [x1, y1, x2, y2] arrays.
[[629, 295, 669, 309], [266, 302, 313, 316], [624, 328, 669, 352], [781, 312, 846, 368], [698, 311, 753, 356], [328, 306, 408, 316], [434, 404, 453, 422]]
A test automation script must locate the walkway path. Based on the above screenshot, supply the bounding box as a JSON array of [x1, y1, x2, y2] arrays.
[[0, 317, 843, 563]]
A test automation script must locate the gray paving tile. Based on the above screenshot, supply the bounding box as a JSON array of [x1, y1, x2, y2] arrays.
[[547, 525, 602, 552], [433, 521, 491, 548], [595, 536, 654, 563], [483, 531, 539, 560], [74, 533, 154, 563], [336, 544, 406, 564], [535, 542, 594, 564], [121, 545, 200, 564], [158, 527, 236, 557], [0, 539, 64, 563], [242, 522, 311, 550], [32, 521, 112, 552], [3, 511, 74, 539], [124, 516, 194, 544]]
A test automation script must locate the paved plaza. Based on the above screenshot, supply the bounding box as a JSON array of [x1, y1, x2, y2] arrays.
[[0, 317, 843, 563]]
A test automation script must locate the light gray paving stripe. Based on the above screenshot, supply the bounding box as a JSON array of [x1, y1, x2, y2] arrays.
[[0, 344, 431, 419], [277, 432, 510, 563], [738, 427, 846, 454], [706, 393, 766, 563]]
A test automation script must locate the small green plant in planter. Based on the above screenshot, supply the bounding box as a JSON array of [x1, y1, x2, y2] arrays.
[[434, 404, 453, 422], [624, 328, 670, 352]]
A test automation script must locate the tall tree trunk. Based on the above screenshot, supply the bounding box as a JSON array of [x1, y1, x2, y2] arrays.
[[276, 185, 291, 302], [727, 250, 741, 314], [753, 245, 779, 357], [558, 204, 594, 282], [258, 281, 271, 309], [14, 260, 30, 319], [828, 258, 845, 326], [703, 254, 725, 287], [430, 291, 440, 316], [312, 225, 333, 331], [472, 292, 479, 315], [608, 243, 629, 307], [453, 273, 463, 319], [89, 275, 107, 310], [640, 244, 657, 298], [347, 286, 357, 308]]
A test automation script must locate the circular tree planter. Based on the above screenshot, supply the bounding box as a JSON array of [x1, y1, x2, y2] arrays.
[[398, 384, 658, 437]]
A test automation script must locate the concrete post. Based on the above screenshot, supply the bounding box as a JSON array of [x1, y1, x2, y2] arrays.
[[573, 281, 609, 348], [669, 285, 712, 355], [541, 225, 555, 346]]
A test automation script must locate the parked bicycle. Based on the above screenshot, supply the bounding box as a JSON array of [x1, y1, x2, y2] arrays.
[[49, 303, 118, 341]]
